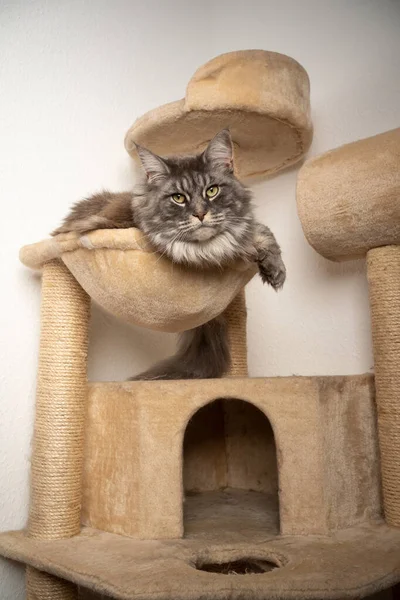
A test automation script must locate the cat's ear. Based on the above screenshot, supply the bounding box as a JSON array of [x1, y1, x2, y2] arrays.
[[135, 144, 170, 184], [203, 129, 234, 172]]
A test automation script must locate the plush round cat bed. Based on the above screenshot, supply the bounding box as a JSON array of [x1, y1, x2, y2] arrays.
[[19, 228, 257, 332], [125, 50, 313, 180]]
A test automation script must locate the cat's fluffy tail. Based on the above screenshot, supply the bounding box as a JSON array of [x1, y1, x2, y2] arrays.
[[129, 316, 230, 381]]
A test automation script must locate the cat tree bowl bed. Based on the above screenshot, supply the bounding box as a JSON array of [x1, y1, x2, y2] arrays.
[[1, 51, 400, 600], [19, 228, 257, 332]]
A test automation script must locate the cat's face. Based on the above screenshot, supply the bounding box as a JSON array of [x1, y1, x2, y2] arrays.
[[134, 130, 254, 265]]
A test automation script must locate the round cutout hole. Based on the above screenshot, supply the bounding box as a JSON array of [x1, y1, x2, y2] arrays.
[[196, 557, 279, 575]]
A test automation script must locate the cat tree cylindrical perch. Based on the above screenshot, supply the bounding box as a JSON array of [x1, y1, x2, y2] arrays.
[[297, 127, 400, 527], [27, 260, 90, 599]]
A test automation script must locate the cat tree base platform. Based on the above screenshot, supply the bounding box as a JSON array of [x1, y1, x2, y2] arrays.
[[1, 514, 400, 600], [1, 375, 400, 599]]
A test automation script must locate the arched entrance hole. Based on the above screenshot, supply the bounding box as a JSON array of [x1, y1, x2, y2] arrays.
[[183, 399, 279, 537]]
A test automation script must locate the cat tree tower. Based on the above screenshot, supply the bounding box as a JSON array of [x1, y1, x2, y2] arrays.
[[0, 51, 400, 600]]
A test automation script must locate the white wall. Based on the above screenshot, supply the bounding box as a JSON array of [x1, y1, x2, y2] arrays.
[[1, 0, 400, 597]]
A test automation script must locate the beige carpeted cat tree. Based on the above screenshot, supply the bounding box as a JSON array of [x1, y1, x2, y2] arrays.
[[0, 50, 400, 600]]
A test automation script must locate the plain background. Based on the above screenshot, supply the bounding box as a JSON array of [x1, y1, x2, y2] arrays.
[[1, 0, 400, 597]]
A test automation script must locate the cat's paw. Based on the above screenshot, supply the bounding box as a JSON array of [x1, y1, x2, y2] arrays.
[[258, 252, 286, 290]]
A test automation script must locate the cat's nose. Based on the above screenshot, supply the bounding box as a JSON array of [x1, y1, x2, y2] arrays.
[[192, 210, 207, 222]]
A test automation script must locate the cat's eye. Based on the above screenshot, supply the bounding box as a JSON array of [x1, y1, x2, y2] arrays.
[[206, 185, 220, 199], [171, 193, 186, 204]]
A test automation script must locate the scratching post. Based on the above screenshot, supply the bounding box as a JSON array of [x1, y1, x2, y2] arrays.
[[27, 260, 90, 599], [28, 260, 90, 537], [367, 246, 400, 526], [26, 567, 77, 600], [224, 290, 248, 377]]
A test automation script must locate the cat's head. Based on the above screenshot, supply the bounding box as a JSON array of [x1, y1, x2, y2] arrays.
[[133, 130, 253, 266]]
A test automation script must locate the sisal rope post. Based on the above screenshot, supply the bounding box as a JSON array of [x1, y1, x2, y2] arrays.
[[26, 567, 77, 600], [224, 289, 248, 377], [27, 260, 90, 599], [367, 246, 400, 527]]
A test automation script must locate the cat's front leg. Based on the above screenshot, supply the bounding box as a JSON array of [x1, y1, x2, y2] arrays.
[[253, 222, 286, 290]]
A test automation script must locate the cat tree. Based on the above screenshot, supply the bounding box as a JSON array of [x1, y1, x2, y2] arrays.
[[0, 51, 399, 600]]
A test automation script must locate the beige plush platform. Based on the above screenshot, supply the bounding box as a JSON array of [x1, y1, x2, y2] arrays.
[[1, 521, 400, 600], [125, 50, 313, 180], [19, 228, 256, 332], [297, 128, 400, 261]]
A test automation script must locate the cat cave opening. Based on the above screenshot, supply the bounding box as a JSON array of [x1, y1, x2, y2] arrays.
[[195, 557, 280, 575], [183, 399, 280, 538]]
